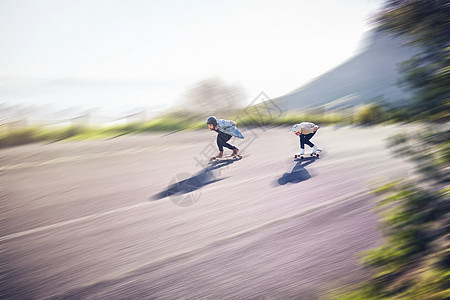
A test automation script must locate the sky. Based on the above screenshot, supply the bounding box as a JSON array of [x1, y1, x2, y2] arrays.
[[0, 0, 383, 120]]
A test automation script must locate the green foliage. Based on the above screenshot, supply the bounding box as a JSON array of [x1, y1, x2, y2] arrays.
[[335, 126, 449, 299], [375, 0, 450, 121], [401, 268, 450, 300], [45, 125, 90, 141], [0, 125, 103, 147], [140, 118, 203, 132], [0, 116, 207, 148], [353, 103, 384, 124], [339, 182, 448, 299], [273, 112, 347, 125], [0, 127, 44, 147], [329, 285, 380, 300], [383, 107, 410, 123], [390, 129, 450, 183], [231, 110, 348, 127], [372, 181, 400, 195]]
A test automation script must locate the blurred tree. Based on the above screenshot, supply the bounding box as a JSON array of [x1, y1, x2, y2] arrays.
[[354, 103, 384, 124], [335, 128, 450, 299], [375, 0, 450, 120], [181, 77, 247, 116]]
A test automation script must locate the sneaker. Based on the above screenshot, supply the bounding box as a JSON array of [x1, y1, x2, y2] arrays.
[[299, 148, 305, 155], [312, 145, 317, 153], [216, 151, 224, 158], [232, 147, 239, 156]]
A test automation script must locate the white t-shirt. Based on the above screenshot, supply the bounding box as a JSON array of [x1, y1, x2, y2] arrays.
[[299, 122, 317, 134]]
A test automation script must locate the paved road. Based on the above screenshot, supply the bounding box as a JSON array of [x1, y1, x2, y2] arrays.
[[1, 125, 417, 299]]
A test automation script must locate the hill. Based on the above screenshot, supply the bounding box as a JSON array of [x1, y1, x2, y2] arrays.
[[273, 29, 419, 111]]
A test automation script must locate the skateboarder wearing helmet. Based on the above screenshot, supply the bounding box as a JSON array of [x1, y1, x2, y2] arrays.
[[291, 122, 321, 155], [206, 116, 243, 159]]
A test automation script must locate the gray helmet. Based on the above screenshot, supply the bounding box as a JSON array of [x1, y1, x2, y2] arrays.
[[206, 116, 217, 126]]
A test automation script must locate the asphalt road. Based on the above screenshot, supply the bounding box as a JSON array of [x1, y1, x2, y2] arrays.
[[1, 125, 417, 299]]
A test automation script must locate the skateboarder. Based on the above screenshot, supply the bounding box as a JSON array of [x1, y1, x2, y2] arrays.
[[206, 116, 243, 158], [291, 122, 321, 155]]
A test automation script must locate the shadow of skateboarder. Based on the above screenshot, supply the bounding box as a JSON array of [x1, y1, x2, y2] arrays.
[[151, 160, 235, 205], [277, 157, 318, 185]]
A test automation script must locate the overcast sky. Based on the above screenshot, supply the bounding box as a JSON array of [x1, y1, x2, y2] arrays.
[[0, 0, 383, 117]]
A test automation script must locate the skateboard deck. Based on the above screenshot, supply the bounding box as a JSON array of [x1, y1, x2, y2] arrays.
[[294, 150, 321, 160], [210, 155, 242, 162]]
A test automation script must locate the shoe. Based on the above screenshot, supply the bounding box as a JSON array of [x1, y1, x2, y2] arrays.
[[312, 145, 317, 153], [216, 151, 224, 158], [232, 147, 239, 156], [299, 148, 305, 155]]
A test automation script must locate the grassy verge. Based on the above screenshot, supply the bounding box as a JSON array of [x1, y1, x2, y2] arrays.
[[231, 111, 348, 127], [0, 103, 437, 148], [0, 117, 206, 148]]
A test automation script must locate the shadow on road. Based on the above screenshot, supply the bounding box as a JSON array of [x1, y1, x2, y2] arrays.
[[276, 157, 317, 185], [151, 160, 234, 201]]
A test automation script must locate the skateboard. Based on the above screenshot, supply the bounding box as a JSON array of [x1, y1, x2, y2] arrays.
[[210, 155, 242, 162], [294, 150, 321, 160]]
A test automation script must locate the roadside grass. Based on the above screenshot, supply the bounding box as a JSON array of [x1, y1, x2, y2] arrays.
[[231, 111, 348, 127], [0, 104, 430, 148], [0, 117, 206, 148], [0, 127, 46, 147]]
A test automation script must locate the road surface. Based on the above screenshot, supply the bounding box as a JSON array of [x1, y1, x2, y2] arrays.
[[1, 125, 417, 299]]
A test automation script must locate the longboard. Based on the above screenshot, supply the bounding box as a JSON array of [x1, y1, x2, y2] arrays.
[[294, 151, 321, 160], [210, 155, 242, 162]]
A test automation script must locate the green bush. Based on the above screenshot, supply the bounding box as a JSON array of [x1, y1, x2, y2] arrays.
[[0, 128, 44, 147], [335, 128, 449, 299], [47, 125, 89, 141], [231, 109, 347, 127], [141, 118, 189, 132], [353, 104, 384, 124]]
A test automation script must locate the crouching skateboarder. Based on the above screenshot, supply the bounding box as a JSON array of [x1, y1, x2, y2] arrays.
[[206, 116, 244, 159], [291, 122, 321, 158]]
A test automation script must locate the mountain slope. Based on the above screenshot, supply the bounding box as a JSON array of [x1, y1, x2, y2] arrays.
[[274, 29, 419, 111]]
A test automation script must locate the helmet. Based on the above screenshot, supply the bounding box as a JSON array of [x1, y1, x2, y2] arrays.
[[206, 116, 217, 126], [291, 124, 301, 133]]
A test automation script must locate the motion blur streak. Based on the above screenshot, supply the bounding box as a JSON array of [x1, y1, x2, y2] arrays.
[[2, 126, 417, 299]]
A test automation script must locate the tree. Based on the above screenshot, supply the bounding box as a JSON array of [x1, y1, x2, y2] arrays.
[[181, 77, 246, 115], [353, 103, 384, 124], [374, 0, 450, 120]]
